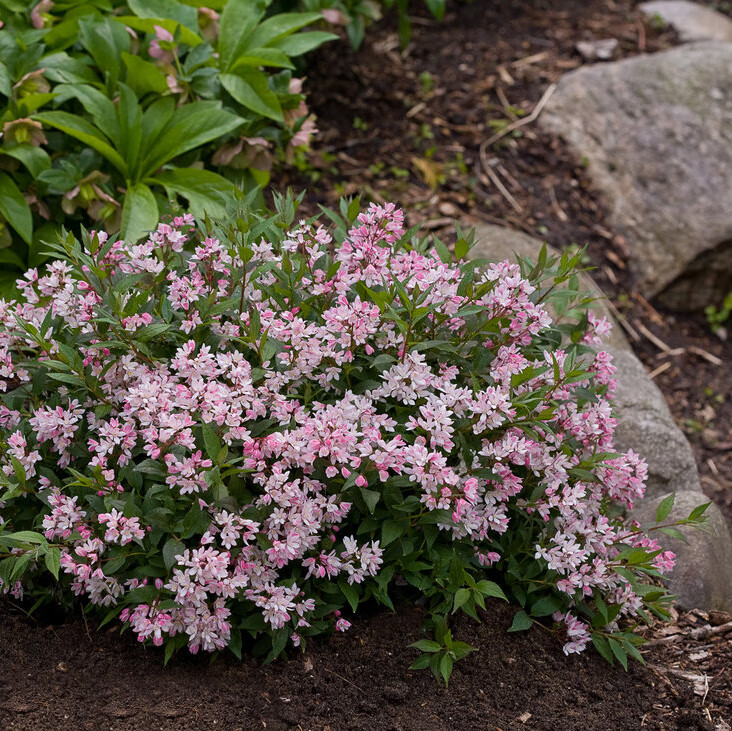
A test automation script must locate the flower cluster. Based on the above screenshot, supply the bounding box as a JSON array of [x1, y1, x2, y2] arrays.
[[0, 201, 676, 661]]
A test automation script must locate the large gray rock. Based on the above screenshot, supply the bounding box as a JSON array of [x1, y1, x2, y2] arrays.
[[640, 1, 732, 43], [633, 490, 732, 611], [605, 345, 700, 502], [540, 42, 732, 311]]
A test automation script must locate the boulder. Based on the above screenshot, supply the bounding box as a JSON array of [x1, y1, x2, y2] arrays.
[[605, 345, 700, 502], [633, 490, 732, 611], [640, 1, 732, 43], [539, 42, 732, 310]]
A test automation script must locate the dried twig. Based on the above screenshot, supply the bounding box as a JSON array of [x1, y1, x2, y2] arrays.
[[323, 667, 365, 693], [687, 345, 723, 367], [648, 361, 671, 380], [481, 164, 523, 213], [481, 82, 557, 149], [636, 321, 671, 353], [603, 298, 640, 342]]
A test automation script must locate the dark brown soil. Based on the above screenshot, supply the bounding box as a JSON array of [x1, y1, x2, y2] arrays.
[[3, 1, 732, 729], [2, 598, 728, 731]]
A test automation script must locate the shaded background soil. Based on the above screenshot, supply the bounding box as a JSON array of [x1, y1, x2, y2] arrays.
[[2, 598, 728, 731], [3, 1, 732, 729]]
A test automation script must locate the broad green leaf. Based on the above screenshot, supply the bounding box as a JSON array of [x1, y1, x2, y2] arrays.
[[139, 97, 176, 164], [2, 145, 51, 178], [120, 182, 158, 243], [0, 172, 32, 244], [452, 587, 471, 614], [139, 101, 243, 175], [608, 638, 628, 671], [359, 487, 380, 514], [0, 248, 26, 269], [475, 580, 507, 601], [51, 84, 119, 144], [44, 547, 61, 579], [16, 93, 57, 116], [162, 537, 185, 570], [271, 31, 339, 57], [116, 84, 144, 178], [380, 519, 405, 547], [41, 52, 99, 86], [152, 168, 236, 220], [409, 639, 442, 653], [114, 16, 203, 48], [127, 0, 198, 30], [591, 633, 614, 664], [217, 0, 271, 70], [3, 530, 45, 544], [424, 0, 446, 20], [201, 422, 222, 458], [0, 59, 10, 96], [229, 48, 295, 71], [508, 609, 533, 632], [78, 16, 131, 86], [34, 111, 128, 176], [655, 494, 675, 524], [244, 12, 323, 49], [121, 52, 169, 95], [338, 579, 359, 613], [220, 70, 283, 122]]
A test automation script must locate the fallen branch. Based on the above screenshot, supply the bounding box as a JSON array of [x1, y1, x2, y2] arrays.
[[480, 82, 558, 150]]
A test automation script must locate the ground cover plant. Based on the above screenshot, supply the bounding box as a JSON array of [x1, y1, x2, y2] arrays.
[[0, 195, 707, 680], [0, 0, 339, 292]]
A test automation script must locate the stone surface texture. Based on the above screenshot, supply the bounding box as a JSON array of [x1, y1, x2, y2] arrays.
[[469, 224, 732, 611], [633, 490, 732, 611], [640, 1, 732, 43], [539, 42, 732, 310]]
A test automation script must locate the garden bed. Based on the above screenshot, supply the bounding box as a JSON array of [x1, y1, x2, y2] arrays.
[[3, 1, 732, 729]]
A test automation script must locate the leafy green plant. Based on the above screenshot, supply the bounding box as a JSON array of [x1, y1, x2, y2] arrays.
[[0, 195, 708, 677], [704, 291, 732, 337], [0, 0, 337, 292]]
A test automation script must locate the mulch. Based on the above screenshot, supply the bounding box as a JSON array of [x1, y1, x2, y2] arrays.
[[3, 1, 731, 728]]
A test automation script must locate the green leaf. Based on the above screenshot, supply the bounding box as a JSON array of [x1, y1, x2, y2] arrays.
[[409, 653, 431, 670], [0, 60, 11, 97], [34, 112, 128, 177], [338, 579, 359, 613], [270, 31, 338, 57], [219, 70, 283, 122], [217, 0, 270, 70], [655, 494, 675, 524], [162, 537, 185, 570], [52, 84, 119, 144], [409, 639, 442, 653], [608, 638, 628, 671], [0, 172, 32, 244], [452, 588, 471, 614], [359, 487, 380, 514], [201, 422, 222, 458], [113, 17, 203, 48], [152, 168, 236, 220], [530, 595, 562, 617], [229, 48, 295, 71], [245, 12, 323, 49], [120, 183, 159, 243], [424, 0, 446, 20], [139, 101, 243, 175], [475, 580, 507, 601], [439, 653, 453, 686], [381, 519, 405, 547], [508, 610, 533, 632], [2, 145, 51, 178], [127, 0, 198, 29], [591, 633, 614, 664], [688, 502, 711, 521], [78, 16, 131, 86], [122, 53, 169, 95], [3, 530, 46, 544], [44, 547, 61, 579]]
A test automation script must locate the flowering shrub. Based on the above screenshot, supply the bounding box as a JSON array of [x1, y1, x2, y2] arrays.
[[0, 197, 704, 672]]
